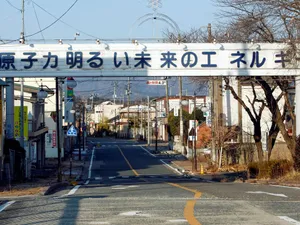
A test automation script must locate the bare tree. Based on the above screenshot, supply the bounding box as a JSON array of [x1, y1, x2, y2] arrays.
[[214, 0, 299, 161]]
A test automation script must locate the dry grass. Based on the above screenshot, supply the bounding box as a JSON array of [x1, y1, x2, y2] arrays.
[[277, 171, 300, 184], [0, 186, 47, 196], [218, 164, 248, 172]]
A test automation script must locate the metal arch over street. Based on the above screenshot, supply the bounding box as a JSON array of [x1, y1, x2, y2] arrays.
[[0, 43, 299, 77]]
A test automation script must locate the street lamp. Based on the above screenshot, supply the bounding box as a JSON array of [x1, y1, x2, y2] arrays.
[[37, 85, 48, 100], [76, 109, 82, 161]]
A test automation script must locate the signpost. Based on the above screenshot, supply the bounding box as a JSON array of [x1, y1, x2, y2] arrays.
[[67, 125, 77, 137], [14, 106, 28, 141], [147, 80, 166, 85]]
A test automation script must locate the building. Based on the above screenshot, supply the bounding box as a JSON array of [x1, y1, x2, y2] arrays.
[[155, 95, 207, 141], [119, 105, 156, 138], [93, 101, 123, 123]]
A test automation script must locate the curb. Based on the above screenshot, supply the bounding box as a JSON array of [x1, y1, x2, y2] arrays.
[[43, 181, 69, 195]]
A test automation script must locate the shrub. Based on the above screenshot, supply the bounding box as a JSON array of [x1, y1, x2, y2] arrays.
[[248, 160, 294, 179], [248, 162, 259, 178]]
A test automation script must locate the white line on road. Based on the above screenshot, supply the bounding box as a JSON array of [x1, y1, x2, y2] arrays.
[[95, 177, 102, 180], [67, 185, 81, 196], [139, 146, 156, 157], [109, 176, 116, 179], [89, 222, 110, 225], [168, 219, 188, 223], [278, 216, 300, 225], [160, 159, 183, 175], [271, 185, 300, 190], [246, 191, 288, 198], [84, 180, 90, 185], [0, 201, 16, 212], [88, 147, 95, 179]]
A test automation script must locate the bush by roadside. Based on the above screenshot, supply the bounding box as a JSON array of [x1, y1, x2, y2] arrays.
[[248, 160, 294, 179]]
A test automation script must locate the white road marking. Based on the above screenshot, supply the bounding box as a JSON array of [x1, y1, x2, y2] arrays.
[[95, 177, 102, 180], [67, 185, 81, 196], [0, 201, 16, 212], [246, 191, 288, 198], [139, 146, 156, 157], [278, 216, 300, 225], [84, 180, 90, 185], [112, 185, 139, 190], [160, 159, 183, 175], [89, 222, 110, 225], [271, 185, 300, 190], [128, 185, 140, 188], [88, 147, 95, 179], [119, 211, 151, 217], [109, 176, 116, 179], [168, 219, 188, 223]]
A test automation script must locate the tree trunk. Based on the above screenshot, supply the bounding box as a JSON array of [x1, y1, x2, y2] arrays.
[[257, 77, 296, 157], [255, 141, 264, 163], [253, 122, 264, 162]]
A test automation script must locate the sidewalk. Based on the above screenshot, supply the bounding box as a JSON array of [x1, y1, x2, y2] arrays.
[[0, 158, 85, 197], [143, 142, 248, 181]]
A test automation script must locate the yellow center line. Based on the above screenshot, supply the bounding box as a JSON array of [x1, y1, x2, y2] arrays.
[[117, 145, 201, 225], [117, 145, 139, 177], [167, 182, 202, 225]]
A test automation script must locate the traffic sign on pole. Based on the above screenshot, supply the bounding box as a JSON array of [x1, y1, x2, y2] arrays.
[[67, 125, 77, 137]]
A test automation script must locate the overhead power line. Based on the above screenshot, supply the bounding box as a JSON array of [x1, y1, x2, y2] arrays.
[[5, 0, 21, 12], [32, 2, 45, 43], [31, 0, 99, 39], [25, 0, 80, 38]]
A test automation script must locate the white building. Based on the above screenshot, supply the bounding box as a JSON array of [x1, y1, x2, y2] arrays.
[[93, 101, 123, 123], [222, 78, 288, 151]]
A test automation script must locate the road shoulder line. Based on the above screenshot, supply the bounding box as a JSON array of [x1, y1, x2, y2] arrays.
[[88, 146, 95, 179], [270, 185, 300, 190], [0, 201, 16, 212], [67, 185, 81, 196], [139, 146, 156, 157], [278, 216, 300, 225], [160, 159, 183, 175]]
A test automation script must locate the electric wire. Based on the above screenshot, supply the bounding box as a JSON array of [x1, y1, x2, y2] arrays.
[[31, 0, 100, 40], [5, 0, 21, 12], [25, 0, 80, 38], [32, 2, 46, 43]]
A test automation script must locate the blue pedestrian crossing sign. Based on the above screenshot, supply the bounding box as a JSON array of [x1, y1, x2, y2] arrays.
[[67, 125, 77, 137]]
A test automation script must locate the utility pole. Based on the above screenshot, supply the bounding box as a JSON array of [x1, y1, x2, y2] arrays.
[[78, 107, 82, 161], [126, 78, 131, 139], [165, 77, 169, 142], [207, 23, 216, 163], [20, 0, 25, 148], [147, 96, 151, 146], [140, 103, 143, 137], [179, 76, 184, 154], [113, 82, 117, 104], [155, 100, 158, 152], [56, 78, 62, 182], [114, 108, 117, 138], [193, 92, 197, 171], [82, 104, 85, 153]]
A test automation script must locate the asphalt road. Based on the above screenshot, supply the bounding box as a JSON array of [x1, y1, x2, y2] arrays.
[[0, 137, 300, 225]]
